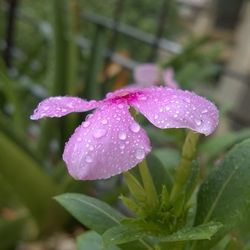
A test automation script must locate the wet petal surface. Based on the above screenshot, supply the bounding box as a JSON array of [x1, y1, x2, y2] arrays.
[[130, 87, 219, 136], [30, 96, 99, 120], [63, 103, 151, 180]]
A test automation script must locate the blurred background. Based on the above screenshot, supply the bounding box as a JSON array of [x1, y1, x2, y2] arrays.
[[0, 0, 250, 249]]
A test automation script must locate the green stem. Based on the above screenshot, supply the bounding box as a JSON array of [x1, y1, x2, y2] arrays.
[[139, 160, 159, 207], [170, 131, 200, 203]]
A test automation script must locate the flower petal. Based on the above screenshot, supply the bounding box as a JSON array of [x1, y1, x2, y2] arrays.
[[130, 87, 219, 136], [134, 64, 161, 86], [63, 103, 151, 180], [30, 96, 99, 120]]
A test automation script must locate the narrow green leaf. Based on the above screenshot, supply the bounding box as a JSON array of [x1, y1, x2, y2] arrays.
[[194, 138, 250, 249], [123, 172, 146, 202], [0, 131, 65, 230], [77, 231, 120, 250], [103, 222, 222, 246], [119, 195, 144, 216], [138, 160, 159, 208], [55, 193, 124, 234]]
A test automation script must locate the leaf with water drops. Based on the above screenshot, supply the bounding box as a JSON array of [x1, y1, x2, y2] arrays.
[[102, 221, 222, 246], [130, 87, 219, 136], [194, 138, 250, 249], [63, 103, 151, 180]]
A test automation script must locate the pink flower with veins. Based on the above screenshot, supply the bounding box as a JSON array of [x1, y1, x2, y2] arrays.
[[134, 63, 179, 88], [31, 86, 218, 180]]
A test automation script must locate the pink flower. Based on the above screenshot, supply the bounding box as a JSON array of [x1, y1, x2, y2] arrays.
[[31, 87, 218, 180], [134, 64, 179, 88]]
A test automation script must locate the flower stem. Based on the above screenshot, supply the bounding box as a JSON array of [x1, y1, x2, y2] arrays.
[[170, 131, 200, 203], [139, 159, 159, 207]]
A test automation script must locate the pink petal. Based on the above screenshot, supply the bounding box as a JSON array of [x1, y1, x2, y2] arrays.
[[134, 64, 161, 87], [130, 87, 219, 136], [163, 68, 179, 89], [30, 96, 99, 120], [63, 103, 151, 180]]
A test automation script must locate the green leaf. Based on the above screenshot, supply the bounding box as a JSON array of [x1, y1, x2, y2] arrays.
[[77, 231, 120, 250], [0, 131, 65, 230], [194, 139, 250, 249], [200, 129, 250, 161], [123, 172, 146, 202], [55, 193, 124, 234], [158, 222, 222, 242], [103, 222, 222, 246], [147, 153, 174, 193]]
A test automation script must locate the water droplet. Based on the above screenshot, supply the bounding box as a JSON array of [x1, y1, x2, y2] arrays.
[[165, 106, 170, 111], [77, 137, 82, 142], [159, 108, 163, 112], [85, 155, 93, 163], [138, 95, 147, 101], [118, 104, 124, 109], [154, 115, 159, 120], [174, 114, 178, 118], [83, 121, 90, 128], [89, 145, 94, 151], [184, 97, 191, 103], [93, 129, 106, 138], [195, 119, 202, 126], [135, 149, 145, 160], [62, 108, 67, 112], [130, 123, 140, 133], [119, 131, 127, 140], [101, 119, 108, 124], [43, 106, 49, 111], [202, 109, 208, 114], [120, 144, 125, 150]]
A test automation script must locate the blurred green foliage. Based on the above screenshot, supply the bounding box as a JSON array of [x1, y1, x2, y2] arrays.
[[0, 0, 249, 249]]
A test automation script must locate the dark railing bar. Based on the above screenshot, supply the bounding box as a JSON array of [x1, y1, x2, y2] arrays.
[[149, 0, 170, 61], [82, 11, 182, 54], [3, 0, 19, 68]]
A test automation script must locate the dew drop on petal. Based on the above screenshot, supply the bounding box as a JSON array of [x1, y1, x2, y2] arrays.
[[118, 131, 127, 140], [93, 129, 107, 138], [83, 121, 90, 128], [43, 106, 49, 111], [165, 106, 170, 111], [85, 155, 93, 163], [89, 145, 94, 151], [138, 95, 147, 101], [202, 109, 208, 114], [195, 119, 202, 126], [154, 115, 159, 120], [120, 144, 125, 150], [135, 148, 145, 160], [130, 123, 140, 133], [77, 137, 82, 142], [101, 119, 108, 125], [118, 104, 124, 109]]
